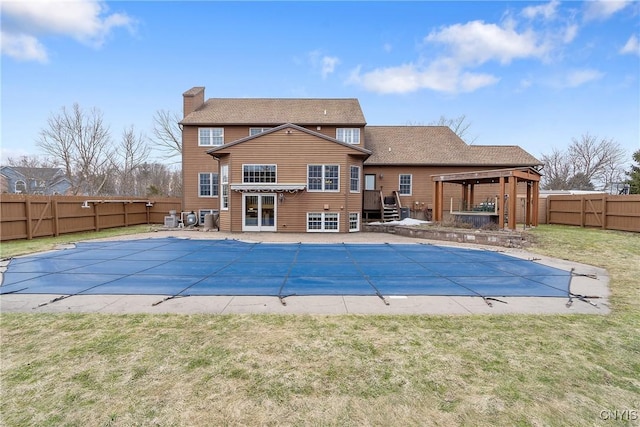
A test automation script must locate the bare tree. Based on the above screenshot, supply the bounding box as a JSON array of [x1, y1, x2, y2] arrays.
[[114, 125, 151, 195], [37, 103, 113, 195], [540, 148, 573, 190], [541, 133, 627, 191], [568, 134, 626, 190], [151, 110, 182, 160], [430, 115, 478, 144], [134, 163, 182, 197]]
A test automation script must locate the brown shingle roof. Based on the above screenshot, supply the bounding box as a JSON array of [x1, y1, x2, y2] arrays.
[[467, 146, 541, 166], [364, 126, 541, 166], [364, 126, 469, 164], [181, 98, 366, 125]]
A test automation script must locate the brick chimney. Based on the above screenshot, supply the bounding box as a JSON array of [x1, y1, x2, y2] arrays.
[[182, 86, 205, 118]]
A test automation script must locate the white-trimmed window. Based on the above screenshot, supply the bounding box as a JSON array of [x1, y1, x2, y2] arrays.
[[336, 128, 360, 144], [399, 174, 412, 195], [198, 173, 219, 197], [14, 180, 26, 193], [308, 165, 339, 192], [199, 128, 224, 146], [350, 166, 360, 192], [249, 127, 272, 136], [307, 212, 339, 232], [243, 164, 276, 183], [349, 212, 360, 232], [220, 165, 229, 210]]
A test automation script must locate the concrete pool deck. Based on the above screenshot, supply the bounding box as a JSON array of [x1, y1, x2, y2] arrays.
[[0, 229, 610, 315]]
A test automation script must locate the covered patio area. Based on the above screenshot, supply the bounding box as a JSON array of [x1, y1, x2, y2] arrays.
[[432, 167, 542, 230]]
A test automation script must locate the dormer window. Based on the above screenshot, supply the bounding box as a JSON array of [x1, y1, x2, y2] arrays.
[[336, 128, 360, 144]]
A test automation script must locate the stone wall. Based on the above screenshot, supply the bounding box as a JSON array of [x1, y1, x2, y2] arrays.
[[362, 224, 530, 248]]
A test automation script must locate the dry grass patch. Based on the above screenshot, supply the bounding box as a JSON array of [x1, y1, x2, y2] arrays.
[[2, 313, 639, 426]]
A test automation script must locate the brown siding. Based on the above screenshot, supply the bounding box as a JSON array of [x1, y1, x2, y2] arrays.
[[214, 128, 366, 233], [181, 126, 220, 215]]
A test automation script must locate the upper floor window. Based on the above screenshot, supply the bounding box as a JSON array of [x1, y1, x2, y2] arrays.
[[399, 174, 412, 195], [336, 128, 360, 144], [243, 165, 276, 183], [249, 127, 272, 136], [308, 165, 339, 192], [199, 128, 224, 146]]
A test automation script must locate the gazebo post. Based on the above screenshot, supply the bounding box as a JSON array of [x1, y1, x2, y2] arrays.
[[526, 181, 533, 227], [461, 183, 468, 211], [433, 180, 443, 222], [508, 176, 517, 230], [499, 176, 505, 229], [531, 181, 540, 227]]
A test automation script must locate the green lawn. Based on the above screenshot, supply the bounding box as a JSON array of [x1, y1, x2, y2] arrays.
[[1, 225, 639, 426]]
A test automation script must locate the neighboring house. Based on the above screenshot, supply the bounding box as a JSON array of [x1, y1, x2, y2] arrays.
[[0, 173, 8, 193], [0, 166, 72, 195], [180, 86, 541, 233]]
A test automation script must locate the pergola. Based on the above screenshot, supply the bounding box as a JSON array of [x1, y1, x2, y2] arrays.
[[432, 167, 542, 230]]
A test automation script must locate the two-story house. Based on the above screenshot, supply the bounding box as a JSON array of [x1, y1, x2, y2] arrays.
[[180, 86, 541, 233]]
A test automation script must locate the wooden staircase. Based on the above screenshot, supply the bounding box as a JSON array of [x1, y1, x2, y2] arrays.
[[381, 192, 401, 222]]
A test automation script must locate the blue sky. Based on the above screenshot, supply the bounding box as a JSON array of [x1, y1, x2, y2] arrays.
[[2, 0, 639, 167]]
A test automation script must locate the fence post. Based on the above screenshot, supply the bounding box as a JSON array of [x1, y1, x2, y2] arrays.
[[581, 197, 586, 227], [602, 194, 608, 230], [25, 197, 33, 240], [53, 198, 59, 237], [124, 202, 128, 227], [94, 203, 100, 232]]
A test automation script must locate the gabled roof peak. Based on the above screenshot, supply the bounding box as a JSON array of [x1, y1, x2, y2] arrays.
[[207, 123, 371, 157]]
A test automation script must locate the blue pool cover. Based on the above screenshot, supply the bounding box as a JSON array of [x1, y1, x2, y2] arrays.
[[0, 238, 571, 299]]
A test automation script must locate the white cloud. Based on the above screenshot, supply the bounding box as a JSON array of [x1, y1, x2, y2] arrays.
[[308, 50, 340, 78], [564, 69, 604, 87], [348, 19, 545, 94], [620, 34, 640, 56], [1, 0, 134, 62], [383, 43, 393, 53], [424, 20, 549, 66], [347, 2, 625, 95], [347, 60, 499, 95], [521, 0, 560, 20], [0, 31, 48, 62], [562, 23, 579, 44], [321, 56, 340, 78], [583, 0, 631, 21]]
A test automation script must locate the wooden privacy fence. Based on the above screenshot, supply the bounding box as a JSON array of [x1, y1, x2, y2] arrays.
[[546, 194, 640, 232], [0, 194, 182, 241]]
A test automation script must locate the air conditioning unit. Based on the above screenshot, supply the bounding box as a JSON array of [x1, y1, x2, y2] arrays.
[[164, 216, 178, 228]]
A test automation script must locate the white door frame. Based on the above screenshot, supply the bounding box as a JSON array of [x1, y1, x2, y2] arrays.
[[242, 193, 276, 232]]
